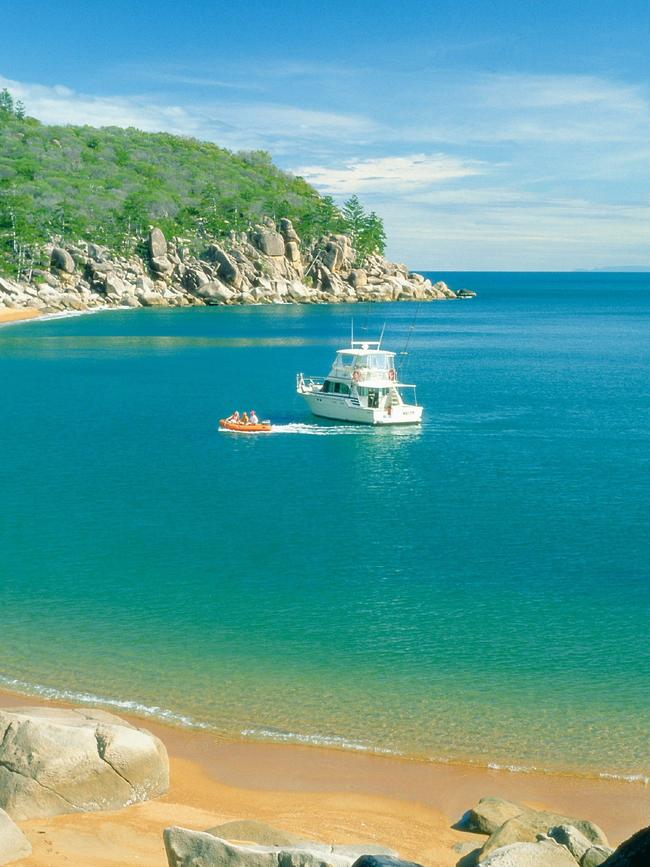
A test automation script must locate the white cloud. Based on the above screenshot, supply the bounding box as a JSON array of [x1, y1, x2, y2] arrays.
[[477, 73, 648, 112], [0, 75, 374, 151], [293, 154, 484, 194]]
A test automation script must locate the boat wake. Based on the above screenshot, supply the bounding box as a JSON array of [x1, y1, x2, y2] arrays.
[[270, 423, 374, 436]]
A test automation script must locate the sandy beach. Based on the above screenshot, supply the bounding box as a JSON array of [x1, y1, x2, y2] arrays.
[[1, 690, 648, 866], [0, 308, 41, 325]]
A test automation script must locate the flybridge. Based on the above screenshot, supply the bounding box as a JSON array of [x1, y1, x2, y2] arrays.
[[296, 329, 423, 426]]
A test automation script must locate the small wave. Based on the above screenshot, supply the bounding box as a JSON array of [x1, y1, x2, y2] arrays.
[[241, 726, 399, 754], [38, 306, 120, 322], [0, 674, 213, 731], [599, 772, 650, 785], [487, 761, 537, 774]]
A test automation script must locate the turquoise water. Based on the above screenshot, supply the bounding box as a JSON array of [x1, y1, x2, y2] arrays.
[[1, 272, 649, 780]]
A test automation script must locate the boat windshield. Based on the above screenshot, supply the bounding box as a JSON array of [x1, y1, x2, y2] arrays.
[[354, 353, 392, 370]]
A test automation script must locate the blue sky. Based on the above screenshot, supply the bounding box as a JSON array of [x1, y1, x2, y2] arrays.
[[2, 0, 649, 269]]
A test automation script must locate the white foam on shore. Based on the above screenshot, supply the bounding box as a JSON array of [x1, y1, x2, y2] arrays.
[[599, 771, 650, 785], [0, 674, 213, 730], [487, 761, 537, 774], [2, 673, 648, 785], [240, 726, 400, 754], [38, 306, 124, 322], [0, 305, 119, 329]]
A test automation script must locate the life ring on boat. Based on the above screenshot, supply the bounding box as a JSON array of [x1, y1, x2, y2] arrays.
[[353, 370, 361, 382], [388, 368, 396, 381]]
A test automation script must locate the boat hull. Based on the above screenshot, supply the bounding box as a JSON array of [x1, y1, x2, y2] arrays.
[[219, 419, 272, 433], [299, 393, 422, 425]]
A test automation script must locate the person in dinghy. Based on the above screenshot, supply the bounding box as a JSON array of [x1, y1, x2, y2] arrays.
[[220, 409, 272, 432]]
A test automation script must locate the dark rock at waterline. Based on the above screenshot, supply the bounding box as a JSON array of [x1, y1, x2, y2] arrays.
[[601, 826, 650, 866], [351, 856, 425, 867]]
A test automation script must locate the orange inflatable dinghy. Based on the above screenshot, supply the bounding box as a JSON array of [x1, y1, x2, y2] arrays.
[[220, 418, 272, 433]]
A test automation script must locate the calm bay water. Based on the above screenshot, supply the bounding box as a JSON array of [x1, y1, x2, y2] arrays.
[[1, 272, 649, 780]]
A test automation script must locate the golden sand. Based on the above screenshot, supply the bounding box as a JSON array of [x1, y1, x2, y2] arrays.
[[0, 308, 41, 324], [1, 691, 647, 866]]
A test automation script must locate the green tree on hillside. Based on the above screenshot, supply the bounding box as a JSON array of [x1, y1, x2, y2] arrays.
[[341, 195, 386, 264], [0, 90, 390, 276]]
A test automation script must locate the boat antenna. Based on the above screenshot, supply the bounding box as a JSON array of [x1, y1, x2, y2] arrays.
[[351, 317, 354, 347], [400, 301, 423, 374], [378, 321, 386, 348]]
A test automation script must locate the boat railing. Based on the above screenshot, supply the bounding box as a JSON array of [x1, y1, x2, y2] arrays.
[[296, 373, 325, 391]]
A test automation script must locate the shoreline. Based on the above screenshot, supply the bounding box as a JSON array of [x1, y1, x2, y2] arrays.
[[0, 307, 43, 325], [1, 686, 649, 865], [1, 674, 647, 788]]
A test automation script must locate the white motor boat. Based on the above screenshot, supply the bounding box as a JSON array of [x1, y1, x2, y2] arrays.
[[296, 338, 423, 425]]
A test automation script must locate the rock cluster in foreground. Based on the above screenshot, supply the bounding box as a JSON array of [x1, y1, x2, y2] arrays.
[[458, 796, 616, 866], [0, 705, 647, 867], [0, 221, 458, 315], [0, 706, 169, 821]]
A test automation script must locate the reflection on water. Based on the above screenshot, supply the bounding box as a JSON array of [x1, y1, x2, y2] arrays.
[[0, 334, 316, 354]]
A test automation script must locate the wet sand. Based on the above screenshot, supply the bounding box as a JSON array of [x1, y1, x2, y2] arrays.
[[1, 690, 648, 866]]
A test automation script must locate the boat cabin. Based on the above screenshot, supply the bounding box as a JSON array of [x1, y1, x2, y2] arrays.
[[296, 338, 422, 425]]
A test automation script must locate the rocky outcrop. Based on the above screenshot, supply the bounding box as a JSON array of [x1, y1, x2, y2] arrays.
[[163, 828, 396, 867], [480, 812, 607, 859], [0, 706, 169, 820], [252, 227, 285, 257], [478, 839, 579, 866], [0, 808, 31, 865], [50, 247, 75, 273], [149, 227, 168, 259], [0, 223, 462, 316]]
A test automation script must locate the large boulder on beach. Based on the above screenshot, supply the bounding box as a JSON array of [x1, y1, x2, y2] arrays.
[[0, 808, 31, 865], [163, 828, 396, 867], [600, 826, 650, 865], [206, 820, 308, 848], [478, 839, 579, 866], [480, 811, 608, 859], [460, 797, 525, 835], [0, 706, 169, 820]]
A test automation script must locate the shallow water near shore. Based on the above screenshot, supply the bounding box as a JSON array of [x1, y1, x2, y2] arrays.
[[1, 272, 649, 781]]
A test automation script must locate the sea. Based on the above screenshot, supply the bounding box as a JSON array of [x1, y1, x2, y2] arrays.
[[1, 272, 649, 783]]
